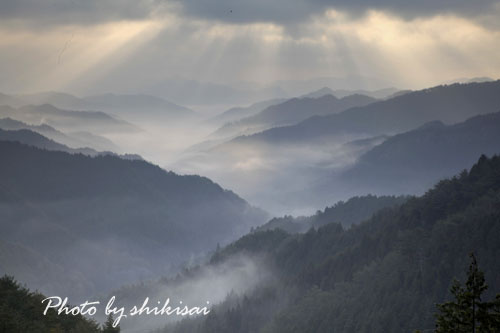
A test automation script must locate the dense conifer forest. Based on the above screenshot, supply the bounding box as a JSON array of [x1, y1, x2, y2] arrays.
[[167, 155, 500, 332]]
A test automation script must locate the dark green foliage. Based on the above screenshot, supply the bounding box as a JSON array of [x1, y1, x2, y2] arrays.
[[435, 253, 500, 332], [0, 275, 100, 332], [165, 154, 500, 333]]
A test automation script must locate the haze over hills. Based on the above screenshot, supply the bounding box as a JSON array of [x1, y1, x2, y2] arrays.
[[335, 111, 500, 195], [2, 0, 500, 330], [210, 93, 377, 140], [207, 86, 398, 128], [255, 194, 409, 234], [0, 117, 118, 151], [239, 80, 500, 145], [173, 81, 500, 215], [288, 110, 500, 209], [442, 76, 494, 85], [0, 91, 196, 123], [162, 154, 500, 333], [303, 87, 399, 99], [0, 141, 267, 300], [84, 93, 197, 121], [0, 128, 98, 155], [172, 129, 387, 215], [0, 104, 136, 135], [6, 91, 88, 109], [300, 87, 336, 98], [207, 98, 287, 126], [143, 78, 289, 106], [137, 75, 397, 107], [0, 128, 143, 160], [269, 75, 397, 98]]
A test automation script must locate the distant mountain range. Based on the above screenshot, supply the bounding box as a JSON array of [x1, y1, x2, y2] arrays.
[[208, 86, 399, 129], [442, 76, 494, 85], [141, 75, 399, 106], [211, 93, 377, 139], [335, 111, 500, 195], [237, 80, 500, 145], [0, 104, 136, 135], [0, 117, 118, 151], [84, 93, 196, 120], [0, 127, 142, 160], [0, 91, 195, 122], [172, 81, 500, 215], [207, 98, 287, 126], [0, 128, 98, 155], [0, 141, 267, 300], [303, 86, 400, 99]]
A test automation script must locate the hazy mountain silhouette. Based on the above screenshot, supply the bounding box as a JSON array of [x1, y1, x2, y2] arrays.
[[0, 128, 142, 160], [208, 98, 287, 126], [0, 104, 136, 134], [84, 93, 197, 120], [337, 111, 500, 195], [12, 91, 88, 109], [255, 195, 409, 233], [300, 87, 336, 98], [0, 91, 195, 122], [301, 86, 401, 99], [237, 80, 500, 145], [0, 128, 98, 155], [330, 87, 400, 99], [212, 93, 377, 139], [442, 76, 494, 85], [0, 141, 267, 299], [208, 87, 385, 128], [301, 87, 399, 99], [0, 117, 118, 151], [270, 75, 397, 97], [0, 92, 24, 107]]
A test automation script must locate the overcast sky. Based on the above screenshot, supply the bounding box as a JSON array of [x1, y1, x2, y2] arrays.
[[0, 0, 499, 96]]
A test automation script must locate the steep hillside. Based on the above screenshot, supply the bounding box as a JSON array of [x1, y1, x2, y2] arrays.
[[338, 111, 500, 195], [0, 141, 267, 300], [166, 154, 500, 333]]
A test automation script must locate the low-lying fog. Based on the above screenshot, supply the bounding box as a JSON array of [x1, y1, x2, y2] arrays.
[[105, 113, 378, 216], [100, 254, 273, 333]]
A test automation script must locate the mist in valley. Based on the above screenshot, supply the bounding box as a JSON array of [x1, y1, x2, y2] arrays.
[[101, 254, 273, 332], [1, 2, 500, 331]]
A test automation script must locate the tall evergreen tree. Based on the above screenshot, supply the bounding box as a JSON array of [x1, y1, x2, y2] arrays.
[[435, 253, 500, 332]]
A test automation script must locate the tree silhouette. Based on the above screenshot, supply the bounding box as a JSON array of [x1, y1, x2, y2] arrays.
[[435, 253, 500, 332], [101, 314, 120, 333]]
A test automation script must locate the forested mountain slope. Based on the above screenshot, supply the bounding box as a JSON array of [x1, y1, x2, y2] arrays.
[[167, 154, 500, 333], [0, 141, 267, 300]]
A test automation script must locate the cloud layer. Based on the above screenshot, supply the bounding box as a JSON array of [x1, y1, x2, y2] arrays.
[[1, 0, 499, 27], [175, 0, 500, 25], [0, 1, 499, 96]]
